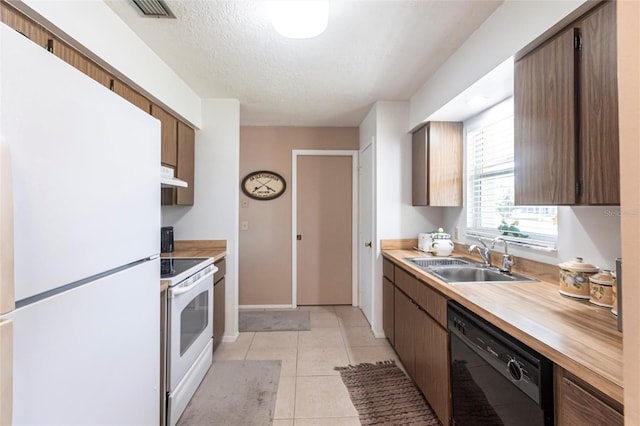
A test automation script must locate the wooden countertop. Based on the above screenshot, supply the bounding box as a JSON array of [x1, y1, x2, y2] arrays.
[[382, 248, 624, 404], [160, 240, 227, 293]]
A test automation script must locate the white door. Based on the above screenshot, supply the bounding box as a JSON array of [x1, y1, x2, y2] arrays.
[[358, 143, 374, 322], [297, 155, 352, 305]]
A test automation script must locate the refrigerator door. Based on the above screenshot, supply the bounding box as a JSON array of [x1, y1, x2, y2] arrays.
[[0, 24, 160, 301], [8, 258, 159, 425], [0, 137, 14, 315], [0, 319, 12, 425]]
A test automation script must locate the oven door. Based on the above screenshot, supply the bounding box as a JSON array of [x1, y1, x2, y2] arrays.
[[167, 268, 214, 391]]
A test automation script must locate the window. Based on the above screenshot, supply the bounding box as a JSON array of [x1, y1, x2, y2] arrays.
[[466, 98, 557, 243]]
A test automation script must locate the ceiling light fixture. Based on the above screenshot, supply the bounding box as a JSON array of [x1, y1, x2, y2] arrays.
[[267, 1, 329, 39]]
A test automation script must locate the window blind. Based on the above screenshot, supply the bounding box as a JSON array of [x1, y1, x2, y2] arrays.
[[466, 111, 557, 240]]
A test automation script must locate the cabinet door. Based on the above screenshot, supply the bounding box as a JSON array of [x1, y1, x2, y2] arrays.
[[112, 79, 151, 113], [394, 288, 415, 377], [412, 125, 429, 206], [176, 121, 195, 205], [383, 277, 395, 345], [152, 104, 178, 167], [514, 27, 576, 205], [579, 1, 619, 205], [556, 369, 623, 426], [415, 308, 450, 426], [213, 277, 225, 350], [429, 122, 463, 207]]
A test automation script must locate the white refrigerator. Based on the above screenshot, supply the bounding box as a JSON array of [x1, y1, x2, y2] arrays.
[[0, 23, 161, 425]]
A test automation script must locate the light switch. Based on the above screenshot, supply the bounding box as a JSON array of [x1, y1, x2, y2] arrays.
[[241, 199, 249, 208], [241, 221, 249, 231]]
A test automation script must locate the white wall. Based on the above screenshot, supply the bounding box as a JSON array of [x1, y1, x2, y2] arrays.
[[361, 101, 445, 336], [162, 99, 240, 341], [16, 0, 202, 128], [409, 0, 587, 130]]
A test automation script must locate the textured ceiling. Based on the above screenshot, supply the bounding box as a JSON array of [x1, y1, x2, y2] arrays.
[[106, 0, 503, 126]]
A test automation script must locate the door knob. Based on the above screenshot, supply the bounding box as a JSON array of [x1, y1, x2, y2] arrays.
[[364, 241, 372, 247]]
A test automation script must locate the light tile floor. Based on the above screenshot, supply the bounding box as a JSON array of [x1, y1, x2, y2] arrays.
[[212, 305, 400, 425]]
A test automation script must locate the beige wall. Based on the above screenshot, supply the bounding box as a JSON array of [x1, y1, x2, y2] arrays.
[[618, 0, 640, 422], [239, 127, 359, 306]]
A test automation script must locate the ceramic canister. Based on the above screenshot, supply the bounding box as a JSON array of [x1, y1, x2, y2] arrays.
[[589, 270, 615, 308], [558, 257, 599, 299]]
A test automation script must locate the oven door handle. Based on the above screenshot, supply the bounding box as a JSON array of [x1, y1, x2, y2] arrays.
[[169, 268, 216, 298]]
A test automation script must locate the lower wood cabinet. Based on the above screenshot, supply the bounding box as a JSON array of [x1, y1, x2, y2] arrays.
[[384, 259, 452, 426], [383, 276, 395, 345], [415, 307, 450, 426], [555, 367, 623, 426], [393, 288, 416, 377], [213, 258, 226, 350]]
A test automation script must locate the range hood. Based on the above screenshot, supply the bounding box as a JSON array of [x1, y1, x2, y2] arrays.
[[161, 166, 188, 188]]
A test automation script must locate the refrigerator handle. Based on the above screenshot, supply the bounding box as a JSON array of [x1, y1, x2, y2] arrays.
[[0, 137, 15, 315], [0, 319, 13, 424]]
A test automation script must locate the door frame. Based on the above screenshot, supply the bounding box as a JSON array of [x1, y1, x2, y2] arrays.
[[291, 150, 359, 308]]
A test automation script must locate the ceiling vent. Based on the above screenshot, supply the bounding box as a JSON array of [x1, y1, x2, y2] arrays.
[[131, 0, 176, 18]]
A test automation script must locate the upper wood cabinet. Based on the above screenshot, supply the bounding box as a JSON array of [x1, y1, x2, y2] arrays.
[[161, 120, 195, 206], [176, 121, 195, 205], [412, 122, 463, 207], [514, 1, 619, 205], [47, 38, 112, 89], [112, 79, 151, 113], [151, 104, 178, 168], [0, 2, 49, 48]]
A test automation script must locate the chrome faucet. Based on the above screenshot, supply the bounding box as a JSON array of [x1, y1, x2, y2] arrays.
[[492, 236, 514, 274], [468, 238, 491, 267]]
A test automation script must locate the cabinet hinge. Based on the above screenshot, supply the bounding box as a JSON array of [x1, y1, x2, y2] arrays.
[[46, 39, 53, 53], [574, 32, 583, 50], [576, 179, 583, 196]]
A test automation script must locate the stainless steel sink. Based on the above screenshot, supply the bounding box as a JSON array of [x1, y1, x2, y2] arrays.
[[406, 257, 475, 268], [427, 265, 537, 284]]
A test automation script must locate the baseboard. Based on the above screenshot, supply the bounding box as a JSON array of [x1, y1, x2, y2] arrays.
[[222, 332, 239, 343], [372, 330, 386, 339], [239, 304, 295, 310]]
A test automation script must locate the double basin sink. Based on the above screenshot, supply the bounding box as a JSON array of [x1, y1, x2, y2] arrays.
[[406, 257, 537, 284]]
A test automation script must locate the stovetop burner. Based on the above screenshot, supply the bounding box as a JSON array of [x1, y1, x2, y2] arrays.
[[160, 258, 211, 279]]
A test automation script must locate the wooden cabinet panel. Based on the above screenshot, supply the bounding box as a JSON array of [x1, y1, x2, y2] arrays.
[[0, 2, 49, 48], [383, 258, 395, 282], [514, 27, 576, 205], [579, 1, 619, 204], [429, 122, 463, 206], [112, 79, 151, 113], [412, 125, 428, 206], [415, 282, 447, 328], [394, 288, 415, 377], [152, 104, 178, 167], [176, 121, 195, 205], [395, 267, 417, 300], [47, 38, 112, 89], [412, 122, 463, 207], [383, 276, 395, 345], [214, 258, 226, 283], [555, 367, 623, 426], [415, 308, 450, 426]]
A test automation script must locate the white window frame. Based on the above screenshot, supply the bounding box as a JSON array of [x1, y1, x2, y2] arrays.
[[465, 98, 557, 248]]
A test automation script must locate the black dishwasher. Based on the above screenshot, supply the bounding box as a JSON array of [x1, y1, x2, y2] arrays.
[[448, 301, 554, 426]]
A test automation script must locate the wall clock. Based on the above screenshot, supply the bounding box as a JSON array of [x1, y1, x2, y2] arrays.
[[241, 170, 287, 200]]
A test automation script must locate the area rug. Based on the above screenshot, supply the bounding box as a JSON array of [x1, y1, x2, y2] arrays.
[[239, 310, 310, 332], [335, 360, 440, 425], [177, 360, 281, 426]]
